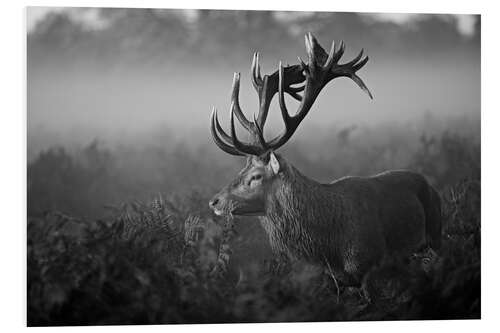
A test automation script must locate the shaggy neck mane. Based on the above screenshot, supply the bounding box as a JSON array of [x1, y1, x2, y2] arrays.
[[259, 163, 345, 263]]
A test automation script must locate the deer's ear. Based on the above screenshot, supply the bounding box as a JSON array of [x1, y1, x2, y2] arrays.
[[269, 152, 280, 175]]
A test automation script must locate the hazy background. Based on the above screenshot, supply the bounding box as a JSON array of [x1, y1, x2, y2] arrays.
[[27, 8, 479, 157], [27, 7, 480, 218]]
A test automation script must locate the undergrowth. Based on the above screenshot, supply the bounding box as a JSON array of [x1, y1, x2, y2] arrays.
[[27, 180, 480, 325], [27, 131, 480, 325]]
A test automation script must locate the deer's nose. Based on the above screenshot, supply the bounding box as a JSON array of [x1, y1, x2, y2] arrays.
[[209, 198, 219, 208]]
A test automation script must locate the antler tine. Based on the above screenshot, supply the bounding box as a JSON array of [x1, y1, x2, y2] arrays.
[[349, 72, 373, 99], [324, 39, 336, 69], [353, 55, 369, 71], [251, 52, 263, 92], [332, 49, 372, 99], [253, 113, 269, 150], [305, 33, 316, 70], [254, 75, 270, 127], [210, 107, 245, 156], [229, 102, 263, 156], [213, 108, 233, 144], [278, 61, 291, 127], [343, 49, 364, 67], [251, 53, 278, 128], [231, 73, 254, 131], [333, 40, 346, 63]]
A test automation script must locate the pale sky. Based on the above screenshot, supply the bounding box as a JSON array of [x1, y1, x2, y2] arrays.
[[27, 7, 64, 31], [26, 7, 477, 36], [373, 12, 476, 36]]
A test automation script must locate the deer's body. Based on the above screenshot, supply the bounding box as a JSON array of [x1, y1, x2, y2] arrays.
[[208, 33, 442, 286], [259, 159, 441, 284]]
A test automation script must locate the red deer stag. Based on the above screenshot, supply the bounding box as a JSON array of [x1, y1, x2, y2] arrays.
[[208, 33, 442, 286]]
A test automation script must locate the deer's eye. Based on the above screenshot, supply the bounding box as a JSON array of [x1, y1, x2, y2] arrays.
[[248, 174, 263, 187]]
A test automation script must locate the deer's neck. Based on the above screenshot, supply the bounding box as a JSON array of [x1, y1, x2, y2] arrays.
[[259, 166, 345, 263]]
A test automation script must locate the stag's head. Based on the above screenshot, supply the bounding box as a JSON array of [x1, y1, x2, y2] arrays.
[[209, 33, 372, 217]]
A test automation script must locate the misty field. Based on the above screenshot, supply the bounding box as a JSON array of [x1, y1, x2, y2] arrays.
[[27, 117, 480, 325], [26, 8, 481, 325]]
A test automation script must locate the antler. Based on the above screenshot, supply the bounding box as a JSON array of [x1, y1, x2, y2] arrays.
[[267, 33, 372, 150], [210, 32, 372, 156], [211, 61, 305, 156]]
